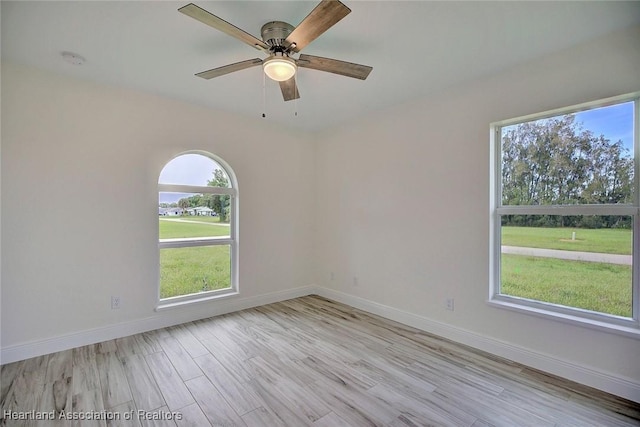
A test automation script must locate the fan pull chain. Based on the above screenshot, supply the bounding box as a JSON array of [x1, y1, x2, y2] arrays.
[[294, 74, 298, 117], [262, 71, 266, 118]]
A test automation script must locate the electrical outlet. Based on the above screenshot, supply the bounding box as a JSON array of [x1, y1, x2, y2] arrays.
[[445, 298, 454, 311], [353, 276, 359, 287], [111, 296, 121, 309], [330, 271, 335, 280]]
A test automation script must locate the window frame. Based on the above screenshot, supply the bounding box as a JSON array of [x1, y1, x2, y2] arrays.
[[157, 152, 239, 309], [489, 93, 640, 336]]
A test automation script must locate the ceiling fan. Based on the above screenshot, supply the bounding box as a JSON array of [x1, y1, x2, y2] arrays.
[[178, 0, 373, 101]]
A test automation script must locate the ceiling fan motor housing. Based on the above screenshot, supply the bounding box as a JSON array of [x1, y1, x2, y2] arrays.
[[261, 21, 295, 49]]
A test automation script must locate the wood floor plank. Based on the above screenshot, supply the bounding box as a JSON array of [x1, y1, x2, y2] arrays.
[[156, 336, 202, 382], [247, 356, 332, 422], [120, 355, 165, 412], [45, 349, 73, 384], [2, 375, 46, 427], [145, 352, 194, 412], [288, 330, 363, 366], [498, 388, 626, 427], [352, 357, 437, 397], [522, 366, 640, 420], [367, 382, 476, 427], [184, 375, 247, 427], [2, 356, 51, 424], [137, 405, 177, 427], [183, 320, 216, 342], [2, 295, 639, 427], [69, 354, 107, 427], [295, 355, 377, 391], [38, 350, 74, 427], [312, 411, 353, 427], [97, 340, 118, 354], [73, 344, 98, 367], [241, 406, 286, 427], [173, 402, 209, 427], [246, 328, 308, 364], [202, 320, 260, 361], [193, 353, 262, 416], [107, 401, 141, 427], [470, 419, 494, 427], [96, 351, 133, 409], [404, 358, 504, 397], [200, 336, 253, 383], [432, 386, 555, 427], [134, 332, 162, 356], [20, 354, 50, 386], [52, 375, 73, 415], [245, 378, 313, 426], [0, 361, 22, 408], [311, 377, 399, 426], [115, 335, 145, 359], [32, 379, 71, 427], [167, 325, 209, 359]]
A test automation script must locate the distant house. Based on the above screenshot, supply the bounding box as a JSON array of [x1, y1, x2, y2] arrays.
[[185, 206, 216, 216], [160, 206, 215, 216], [195, 207, 214, 216], [159, 207, 181, 216]]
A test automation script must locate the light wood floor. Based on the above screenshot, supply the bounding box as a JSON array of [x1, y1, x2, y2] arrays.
[[1, 295, 639, 426]]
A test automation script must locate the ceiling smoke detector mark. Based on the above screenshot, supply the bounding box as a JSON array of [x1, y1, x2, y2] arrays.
[[61, 51, 85, 66]]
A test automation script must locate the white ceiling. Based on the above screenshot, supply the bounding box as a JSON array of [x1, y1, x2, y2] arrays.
[[3, 1, 640, 133]]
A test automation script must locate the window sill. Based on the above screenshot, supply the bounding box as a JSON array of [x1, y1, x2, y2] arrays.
[[487, 298, 640, 340], [156, 289, 238, 311]]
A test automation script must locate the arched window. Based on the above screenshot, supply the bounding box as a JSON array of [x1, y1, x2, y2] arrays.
[[158, 152, 238, 306]]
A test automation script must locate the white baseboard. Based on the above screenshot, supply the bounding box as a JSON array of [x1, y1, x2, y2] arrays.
[[313, 287, 640, 404], [0, 285, 315, 365], [3, 284, 638, 403]]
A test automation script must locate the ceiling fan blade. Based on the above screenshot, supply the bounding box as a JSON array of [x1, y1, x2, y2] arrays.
[[284, 0, 351, 53], [195, 58, 263, 79], [279, 78, 300, 101], [179, 3, 269, 51], [297, 54, 372, 80]]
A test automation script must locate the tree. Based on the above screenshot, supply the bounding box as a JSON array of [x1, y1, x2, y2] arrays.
[[501, 114, 633, 228], [208, 169, 231, 222], [178, 198, 189, 215]]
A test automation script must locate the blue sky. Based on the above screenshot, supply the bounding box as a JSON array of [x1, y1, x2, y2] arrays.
[[574, 101, 635, 153]]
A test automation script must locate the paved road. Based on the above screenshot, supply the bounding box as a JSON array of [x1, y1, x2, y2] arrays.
[[502, 246, 632, 265]]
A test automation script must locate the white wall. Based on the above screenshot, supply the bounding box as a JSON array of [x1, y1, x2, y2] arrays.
[[1, 62, 316, 358], [315, 25, 640, 399]]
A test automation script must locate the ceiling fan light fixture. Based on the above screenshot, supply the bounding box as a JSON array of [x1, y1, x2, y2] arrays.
[[263, 55, 297, 82]]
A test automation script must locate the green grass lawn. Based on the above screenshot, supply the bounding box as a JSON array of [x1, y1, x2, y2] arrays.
[[501, 254, 632, 317], [159, 218, 230, 239], [502, 226, 632, 255], [159, 217, 231, 299], [160, 245, 230, 299]]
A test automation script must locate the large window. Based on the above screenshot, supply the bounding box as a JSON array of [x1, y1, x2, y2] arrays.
[[158, 152, 238, 306], [490, 93, 639, 333]]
